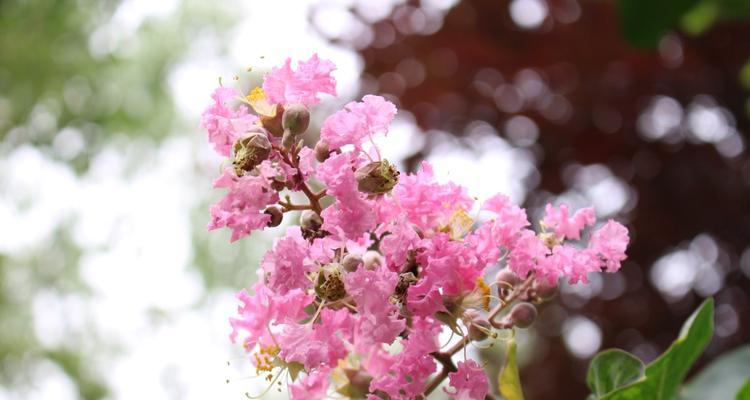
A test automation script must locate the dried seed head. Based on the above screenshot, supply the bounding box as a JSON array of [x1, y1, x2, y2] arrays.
[[354, 160, 399, 195], [315, 264, 347, 301], [232, 131, 271, 175]]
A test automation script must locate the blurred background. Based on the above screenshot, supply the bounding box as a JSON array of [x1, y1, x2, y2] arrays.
[[1, 0, 749, 399]]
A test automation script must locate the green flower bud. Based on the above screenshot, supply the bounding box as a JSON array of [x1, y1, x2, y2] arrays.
[[281, 129, 295, 149], [314, 141, 330, 163], [354, 159, 400, 195], [281, 104, 310, 135], [233, 131, 272, 176]]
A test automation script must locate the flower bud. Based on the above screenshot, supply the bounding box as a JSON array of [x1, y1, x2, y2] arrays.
[[354, 160, 399, 195], [260, 106, 284, 137], [314, 141, 330, 163], [300, 210, 323, 231], [508, 302, 537, 329], [464, 309, 492, 341], [281, 129, 295, 149], [264, 206, 283, 227], [281, 104, 310, 135], [232, 131, 271, 175], [342, 253, 362, 272], [362, 250, 384, 270], [495, 269, 521, 288]]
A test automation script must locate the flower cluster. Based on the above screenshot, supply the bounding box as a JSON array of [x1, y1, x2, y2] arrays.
[[202, 55, 630, 399]]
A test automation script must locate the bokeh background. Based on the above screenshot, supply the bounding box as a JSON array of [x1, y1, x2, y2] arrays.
[[1, 0, 749, 399]]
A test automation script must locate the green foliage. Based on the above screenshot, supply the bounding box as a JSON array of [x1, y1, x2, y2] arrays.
[[616, 0, 750, 47], [587, 298, 714, 400], [499, 337, 525, 400], [680, 344, 750, 400], [737, 379, 750, 400], [587, 350, 645, 399], [615, 0, 701, 48]]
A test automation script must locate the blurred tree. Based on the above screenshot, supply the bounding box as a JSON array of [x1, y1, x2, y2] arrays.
[[0, 0, 235, 398]]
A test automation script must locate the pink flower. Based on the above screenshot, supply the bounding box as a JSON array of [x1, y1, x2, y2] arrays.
[[262, 54, 337, 106], [229, 284, 313, 350], [589, 220, 629, 272], [369, 318, 440, 399], [317, 153, 376, 238], [262, 227, 314, 294], [278, 309, 353, 370], [384, 161, 474, 234], [345, 266, 405, 344], [417, 233, 485, 297], [201, 87, 258, 156], [445, 360, 490, 400], [320, 95, 397, 150], [290, 369, 329, 400], [543, 203, 596, 240], [377, 216, 421, 270], [207, 169, 279, 242], [507, 229, 549, 279]]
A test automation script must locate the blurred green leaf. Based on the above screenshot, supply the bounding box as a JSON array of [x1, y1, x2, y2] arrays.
[[499, 338, 525, 400], [616, 0, 701, 48], [587, 349, 645, 399], [680, 344, 750, 400], [589, 298, 714, 400], [737, 379, 750, 400], [681, 1, 720, 35]]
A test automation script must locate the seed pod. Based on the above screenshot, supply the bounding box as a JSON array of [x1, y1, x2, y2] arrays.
[[233, 131, 272, 175], [508, 302, 537, 329], [342, 253, 363, 272], [264, 206, 283, 227], [314, 141, 330, 163], [315, 264, 346, 301], [354, 159, 400, 195], [300, 210, 323, 231], [281, 104, 310, 135]]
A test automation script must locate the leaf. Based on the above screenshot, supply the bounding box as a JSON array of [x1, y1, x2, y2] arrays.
[[587, 349, 645, 398], [616, 0, 702, 47], [499, 338, 525, 400], [737, 379, 750, 400], [680, 344, 750, 400], [598, 298, 714, 400]]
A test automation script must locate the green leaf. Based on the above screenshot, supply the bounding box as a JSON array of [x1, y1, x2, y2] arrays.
[[587, 349, 645, 398], [680, 344, 750, 400], [616, 0, 702, 48], [737, 379, 750, 400], [597, 298, 714, 400], [499, 338, 525, 400]]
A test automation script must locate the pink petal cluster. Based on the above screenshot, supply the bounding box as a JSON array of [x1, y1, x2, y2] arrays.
[[445, 360, 490, 400], [320, 95, 397, 150], [262, 54, 337, 106], [201, 55, 631, 399], [207, 170, 279, 242], [201, 87, 258, 156]]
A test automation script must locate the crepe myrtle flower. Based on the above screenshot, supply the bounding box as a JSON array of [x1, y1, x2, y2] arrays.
[[202, 54, 630, 399]]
